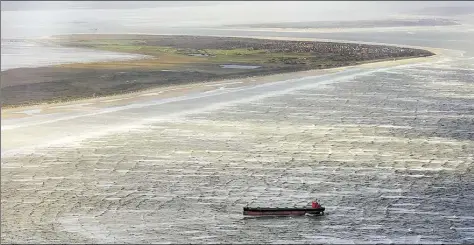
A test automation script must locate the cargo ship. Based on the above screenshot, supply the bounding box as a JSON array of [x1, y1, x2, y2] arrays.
[[243, 201, 325, 216]]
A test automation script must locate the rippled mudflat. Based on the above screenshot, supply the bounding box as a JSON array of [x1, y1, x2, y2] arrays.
[[1, 54, 473, 243]]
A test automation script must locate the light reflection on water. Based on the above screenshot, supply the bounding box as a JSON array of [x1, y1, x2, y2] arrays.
[[0, 39, 148, 71], [1, 5, 473, 244]]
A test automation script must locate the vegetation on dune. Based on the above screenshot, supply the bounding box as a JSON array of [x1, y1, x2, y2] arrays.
[[53, 37, 351, 69], [54, 35, 433, 70]]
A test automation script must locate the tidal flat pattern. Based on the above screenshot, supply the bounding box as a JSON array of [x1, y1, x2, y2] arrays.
[[1, 58, 473, 244]]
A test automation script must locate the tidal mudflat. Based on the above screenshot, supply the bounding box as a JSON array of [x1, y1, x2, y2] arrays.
[[1, 45, 473, 243]]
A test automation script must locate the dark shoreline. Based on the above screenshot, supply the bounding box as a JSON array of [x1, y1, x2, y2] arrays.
[[1, 35, 435, 108]]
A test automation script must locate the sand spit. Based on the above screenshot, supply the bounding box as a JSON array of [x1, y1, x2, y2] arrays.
[[1, 34, 434, 108], [1, 44, 442, 120]]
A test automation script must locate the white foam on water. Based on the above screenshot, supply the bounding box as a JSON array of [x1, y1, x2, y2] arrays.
[[452, 227, 474, 231], [13, 109, 42, 116], [302, 235, 356, 244], [205, 81, 244, 87], [220, 64, 261, 69], [381, 195, 424, 199], [50, 103, 94, 109], [391, 203, 420, 207], [190, 235, 218, 240], [141, 92, 164, 96], [387, 208, 442, 216], [100, 98, 128, 103]]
